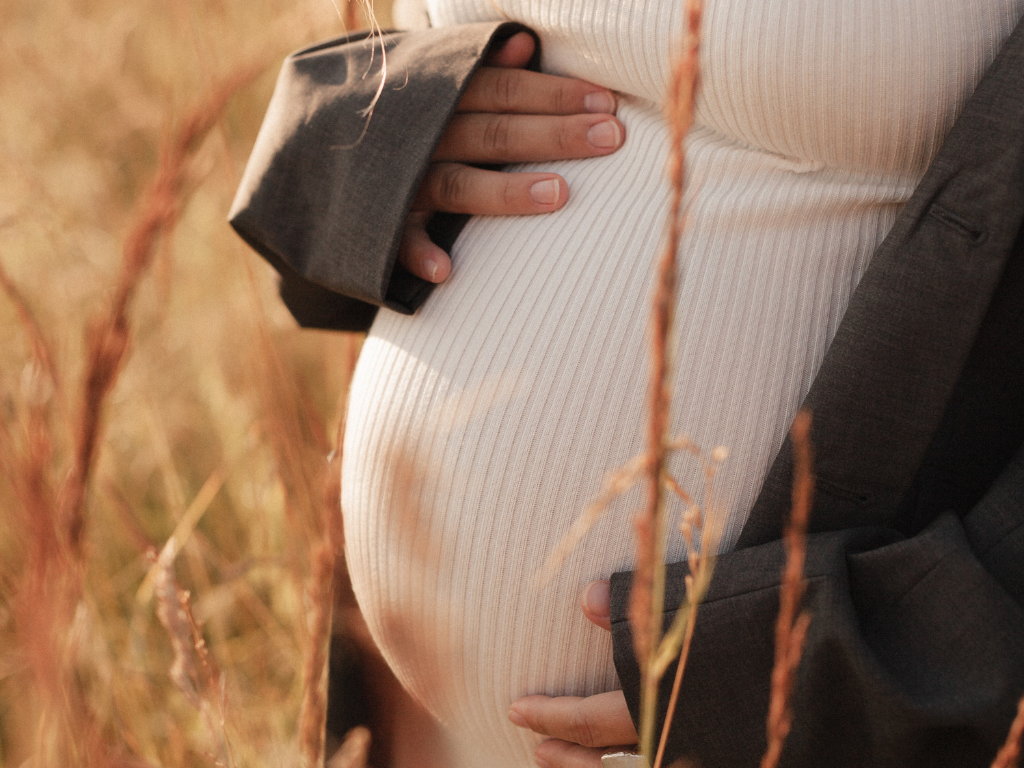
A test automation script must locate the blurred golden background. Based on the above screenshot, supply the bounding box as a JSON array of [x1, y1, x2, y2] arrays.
[[0, 1, 404, 765]]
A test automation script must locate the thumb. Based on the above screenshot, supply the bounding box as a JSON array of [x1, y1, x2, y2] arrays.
[[486, 31, 536, 68], [581, 580, 612, 631]]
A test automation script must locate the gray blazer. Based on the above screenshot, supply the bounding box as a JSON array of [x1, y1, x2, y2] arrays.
[[230, 19, 1024, 768]]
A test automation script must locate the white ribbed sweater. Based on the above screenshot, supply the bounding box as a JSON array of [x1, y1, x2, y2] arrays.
[[342, 2, 1022, 766]]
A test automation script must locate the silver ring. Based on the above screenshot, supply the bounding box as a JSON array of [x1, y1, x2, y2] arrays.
[[601, 752, 649, 768]]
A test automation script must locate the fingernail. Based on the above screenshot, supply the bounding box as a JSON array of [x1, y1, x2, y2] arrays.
[[584, 91, 616, 114], [583, 580, 611, 617], [508, 707, 527, 728], [587, 120, 621, 149], [529, 179, 561, 206], [423, 255, 439, 281]]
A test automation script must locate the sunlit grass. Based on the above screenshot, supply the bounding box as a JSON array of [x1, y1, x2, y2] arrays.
[[0, 0, 385, 764]]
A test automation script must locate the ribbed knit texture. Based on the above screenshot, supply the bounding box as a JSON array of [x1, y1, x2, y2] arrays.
[[341, 2, 1022, 766]]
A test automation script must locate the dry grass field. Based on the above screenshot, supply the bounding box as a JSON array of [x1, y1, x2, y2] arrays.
[[2, 1, 1023, 767], [0, 0, 388, 764]]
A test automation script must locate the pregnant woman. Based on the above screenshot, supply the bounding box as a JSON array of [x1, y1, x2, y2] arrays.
[[231, 0, 1024, 765], [338, 1, 1022, 766]]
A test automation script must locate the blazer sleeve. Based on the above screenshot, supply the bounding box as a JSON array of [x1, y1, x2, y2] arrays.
[[609, 445, 1024, 768], [228, 23, 539, 332]]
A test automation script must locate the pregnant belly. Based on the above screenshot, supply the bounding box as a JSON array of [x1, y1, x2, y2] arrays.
[[340, 99, 905, 768], [342, 99, 672, 768]]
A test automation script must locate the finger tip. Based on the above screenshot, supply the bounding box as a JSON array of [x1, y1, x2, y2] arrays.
[[493, 31, 535, 67], [581, 580, 612, 619], [510, 31, 536, 58], [548, 177, 570, 210], [423, 250, 451, 283], [583, 90, 618, 115], [528, 176, 570, 210], [586, 119, 626, 153], [556, 178, 570, 208], [581, 581, 610, 618], [513, 30, 536, 45]]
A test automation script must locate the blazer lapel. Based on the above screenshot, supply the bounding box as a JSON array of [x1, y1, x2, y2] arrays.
[[737, 17, 1024, 548]]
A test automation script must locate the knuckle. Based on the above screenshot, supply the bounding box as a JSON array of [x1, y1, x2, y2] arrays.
[[494, 69, 520, 111], [483, 114, 515, 156], [555, 120, 576, 156], [552, 83, 573, 115], [436, 166, 467, 207], [566, 709, 598, 748], [502, 176, 519, 209]]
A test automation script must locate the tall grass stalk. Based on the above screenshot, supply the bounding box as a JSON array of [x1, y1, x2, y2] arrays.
[[651, 448, 723, 768], [760, 411, 814, 768], [297, 436, 346, 768], [242, 262, 359, 765], [62, 65, 260, 561], [633, 0, 703, 759], [155, 541, 237, 767]]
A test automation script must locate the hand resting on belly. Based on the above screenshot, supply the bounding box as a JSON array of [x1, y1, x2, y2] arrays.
[[510, 580, 640, 768], [357, 42, 636, 757], [398, 31, 626, 283]]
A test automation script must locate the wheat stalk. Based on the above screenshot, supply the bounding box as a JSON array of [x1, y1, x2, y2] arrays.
[[298, 443, 345, 768], [60, 65, 261, 560], [760, 410, 814, 768], [632, 0, 703, 759]]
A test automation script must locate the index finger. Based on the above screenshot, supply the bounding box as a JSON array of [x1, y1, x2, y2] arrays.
[[458, 67, 617, 116], [508, 692, 638, 748]]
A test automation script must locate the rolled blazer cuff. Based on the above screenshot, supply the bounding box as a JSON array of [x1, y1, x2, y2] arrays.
[[229, 22, 540, 331]]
